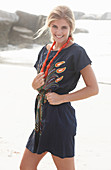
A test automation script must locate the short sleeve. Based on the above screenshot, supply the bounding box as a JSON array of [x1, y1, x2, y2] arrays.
[[34, 53, 40, 70], [76, 47, 92, 72], [34, 46, 46, 70], [34, 60, 38, 70]]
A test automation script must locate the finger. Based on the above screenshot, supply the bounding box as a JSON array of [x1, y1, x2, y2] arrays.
[[41, 81, 44, 86], [37, 72, 45, 79], [39, 80, 44, 86], [46, 92, 52, 95], [33, 73, 44, 83], [41, 75, 45, 79], [37, 74, 45, 81], [35, 77, 44, 84], [46, 92, 51, 97], [39, 72, 44, 75], [32, 78, 44, 88], [40, 72, 44, 74], [40, 72, 45, 77], [45, 94, 50, 100], [41, 78, 45, 83]]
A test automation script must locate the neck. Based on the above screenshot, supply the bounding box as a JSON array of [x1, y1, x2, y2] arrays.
[[53, 39, 72, 51], [54, 42, 65, 50]]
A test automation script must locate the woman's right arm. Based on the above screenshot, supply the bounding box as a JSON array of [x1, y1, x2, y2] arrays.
[[32, 72, 45, 90]]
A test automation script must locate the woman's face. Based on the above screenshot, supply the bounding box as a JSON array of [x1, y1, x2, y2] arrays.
[[50, 19, 71, 44]]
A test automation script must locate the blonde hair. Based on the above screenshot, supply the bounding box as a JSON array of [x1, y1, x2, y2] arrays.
[[34, 5, 75, 41]]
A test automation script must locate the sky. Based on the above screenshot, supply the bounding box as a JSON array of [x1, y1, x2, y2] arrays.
[[0, 0, 111, 15]]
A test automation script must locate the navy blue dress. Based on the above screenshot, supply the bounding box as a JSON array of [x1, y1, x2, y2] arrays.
[[26, 43, 92, 158]]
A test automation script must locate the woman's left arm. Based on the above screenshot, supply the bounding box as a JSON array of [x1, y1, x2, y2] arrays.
[[63, 64, 99, 102], [46, 65, 99, 105]]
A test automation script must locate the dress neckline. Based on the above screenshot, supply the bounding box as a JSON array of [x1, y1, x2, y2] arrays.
[[45, 43, 76, 52]]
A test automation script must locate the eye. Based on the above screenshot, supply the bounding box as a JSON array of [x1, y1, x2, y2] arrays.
[[62, 26, 68, 29], [52, 25, 58, 28]]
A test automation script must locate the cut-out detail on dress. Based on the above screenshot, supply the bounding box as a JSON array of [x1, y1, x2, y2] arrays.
[[55, 76, 64, 83], [56, 67, 66, 74], [55, 61, 65, 67]]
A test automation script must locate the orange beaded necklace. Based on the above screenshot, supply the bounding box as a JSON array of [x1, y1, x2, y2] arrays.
[[40, 36, 71, 78]]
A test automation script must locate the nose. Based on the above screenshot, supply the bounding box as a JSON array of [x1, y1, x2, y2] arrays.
[[56, 28, 62, 35]]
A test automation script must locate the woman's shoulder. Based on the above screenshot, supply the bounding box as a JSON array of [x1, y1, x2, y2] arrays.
[[71, 42, 86, 51], [38, 45, 48, 55], [46, 44, 52, 51], [69, 43, 88, 56], [40, 44, 52, 52]]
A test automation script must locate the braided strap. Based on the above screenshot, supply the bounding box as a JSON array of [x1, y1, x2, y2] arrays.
[[40, 41, 56, 73]]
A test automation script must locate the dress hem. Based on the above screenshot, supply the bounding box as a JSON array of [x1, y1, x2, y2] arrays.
[[26, 146, 75, 159]]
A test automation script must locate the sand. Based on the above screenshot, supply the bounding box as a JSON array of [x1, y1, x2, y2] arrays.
[[0, 63, 111, 170]]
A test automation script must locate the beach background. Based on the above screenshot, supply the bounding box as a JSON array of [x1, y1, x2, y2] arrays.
[[0, 1, 111, 169]]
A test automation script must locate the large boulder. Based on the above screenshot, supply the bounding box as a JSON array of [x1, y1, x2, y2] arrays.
[[81, 14, 99, 20], [74, 28, 89, 34], [11, 11, 49, 45], [74, 11, 85, 19], [8, 26, 33, 48], [0, 10, 18, 47], [15, 11, 47, 33], [33, 28, 51, 45], [101, 12, 111, 20], [0, 10, 18, 22]]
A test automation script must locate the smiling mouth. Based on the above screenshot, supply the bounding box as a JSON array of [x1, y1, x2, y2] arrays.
[[55, 35, 64, 39]]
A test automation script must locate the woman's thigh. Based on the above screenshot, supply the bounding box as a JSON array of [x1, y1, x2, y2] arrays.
[[20, 148, 47, 170], [51, 154, 75, 170]]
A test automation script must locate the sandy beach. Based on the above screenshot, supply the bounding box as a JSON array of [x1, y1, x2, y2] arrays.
[[0, 63, 111, 170]]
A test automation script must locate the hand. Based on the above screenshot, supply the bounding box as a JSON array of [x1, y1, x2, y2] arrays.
[[45, 92, 64, 105], [32, 72, 45, 90]]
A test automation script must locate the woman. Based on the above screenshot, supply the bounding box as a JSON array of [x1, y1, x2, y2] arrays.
[[20, 5, 99, 170]]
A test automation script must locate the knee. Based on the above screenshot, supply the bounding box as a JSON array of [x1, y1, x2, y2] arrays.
[[19, 162, 27, 170], [19, 162, 38, 170], [19, 165, 22, 170], [19, 162, 23, 170], [19, 165, 31, 170]]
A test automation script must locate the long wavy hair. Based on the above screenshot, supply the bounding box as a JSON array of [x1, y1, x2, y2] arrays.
[[34, 5, 75, 41]]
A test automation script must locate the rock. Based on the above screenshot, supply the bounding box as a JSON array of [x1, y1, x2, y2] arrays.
[[11, 11, 49, 46], [101, 12, 111, 20], [0, 21, 12, 47], [81, 14, 98, 20], [8, 26, 33, 48], [0, 10, 19, 47], [2, 9, 111, 49], [15, 11, 46, 33], [34, 29, 51, 45], [74, 28, 89, 34], [0, 10, 18, 22], [73, 11, 102, 20], [74, 11, 85, 19]]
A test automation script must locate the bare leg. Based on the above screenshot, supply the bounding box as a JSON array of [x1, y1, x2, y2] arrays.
[[51, 154, 75, 170], [20, 148, 47, 170]]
